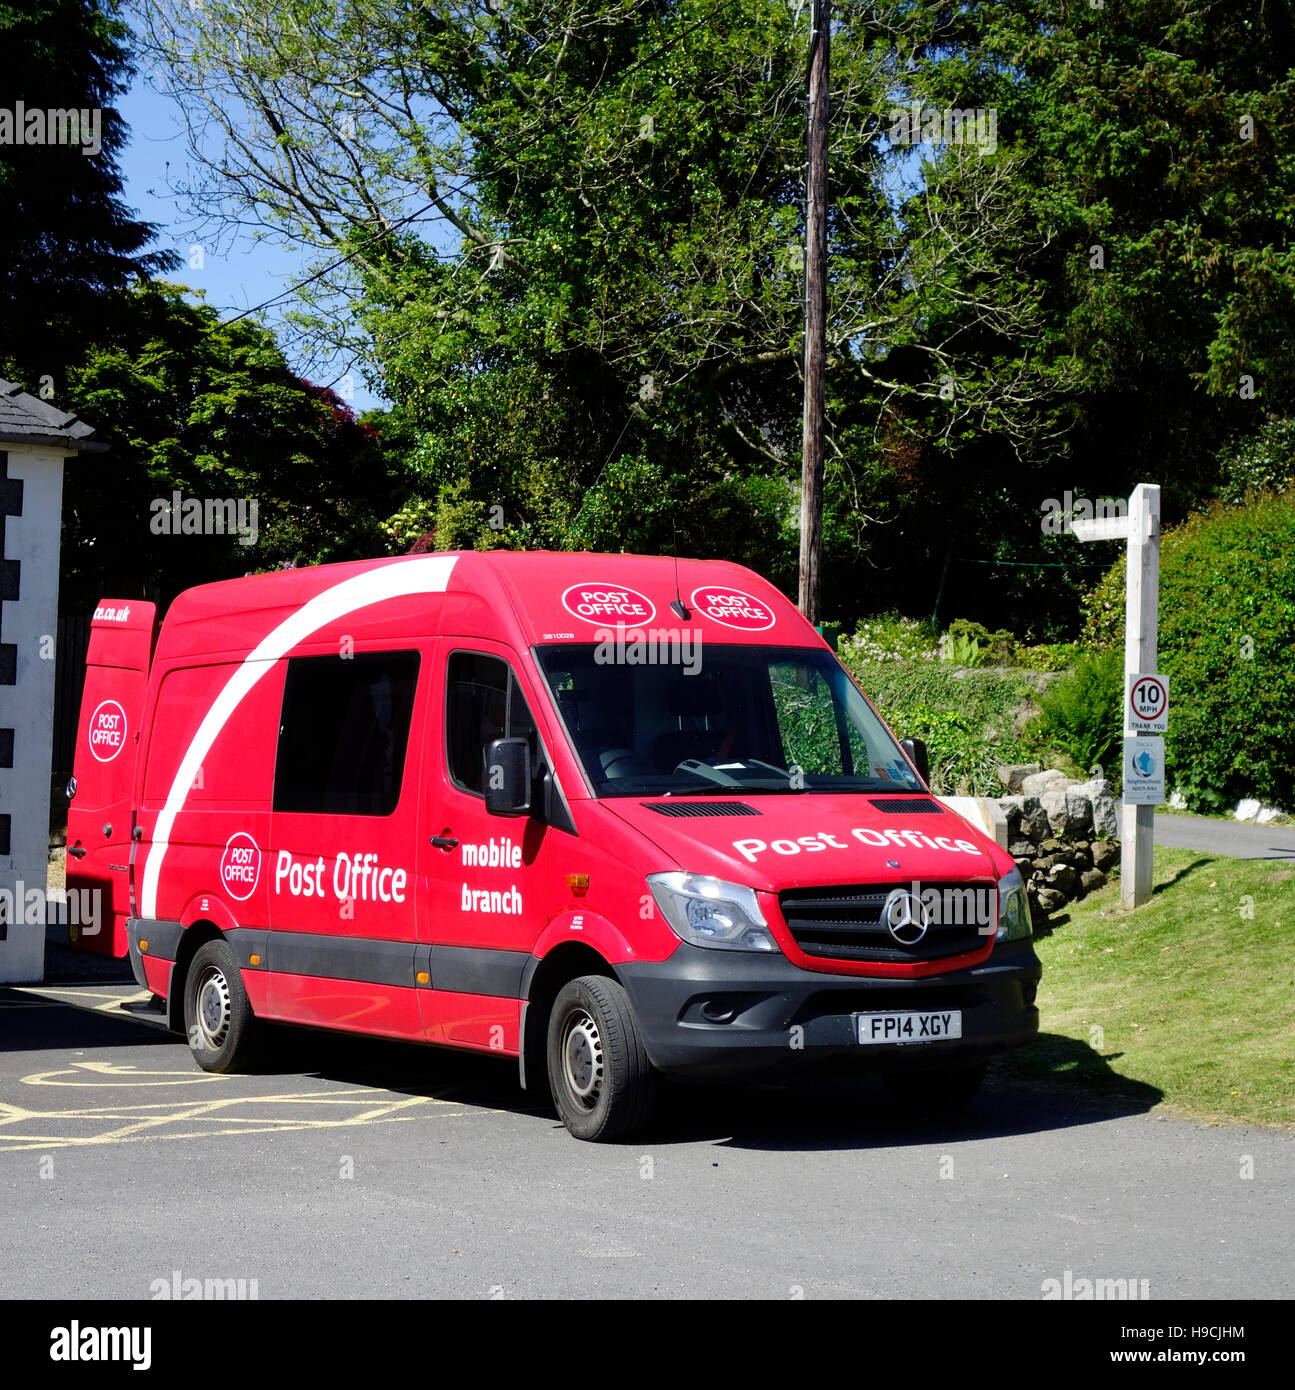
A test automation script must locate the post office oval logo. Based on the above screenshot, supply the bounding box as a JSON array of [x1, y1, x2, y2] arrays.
[[219, 833, 261, 902], [88, 699, 128, 762], [560, 583, 656, 627], [882, 888, 930, 945], [689, 586, 776, 631]]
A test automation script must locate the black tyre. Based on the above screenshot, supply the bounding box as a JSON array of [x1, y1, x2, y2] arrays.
[[546, 975, 658, 1141], [183, 939, 260, 1073], [884, 1061, 986, 1114]]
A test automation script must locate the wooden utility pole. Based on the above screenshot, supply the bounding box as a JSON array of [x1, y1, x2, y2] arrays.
[[798, 0, 829, 623]]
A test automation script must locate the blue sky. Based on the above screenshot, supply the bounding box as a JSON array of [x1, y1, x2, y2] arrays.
[[116, 76, 389, 413]]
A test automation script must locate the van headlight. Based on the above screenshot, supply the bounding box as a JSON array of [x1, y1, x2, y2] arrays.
[[996, 866, 1033, 942], [647, 873, 781, 953]]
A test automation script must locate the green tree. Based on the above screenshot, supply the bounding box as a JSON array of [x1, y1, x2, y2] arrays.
[[909, 0, 1295, 499], [136, 0, 1068, 603], [58, 282, 404, 609], [0, 0, 176, 386]]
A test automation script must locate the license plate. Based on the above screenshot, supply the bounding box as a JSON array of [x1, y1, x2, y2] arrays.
[[855, 1010, 962, 1045]]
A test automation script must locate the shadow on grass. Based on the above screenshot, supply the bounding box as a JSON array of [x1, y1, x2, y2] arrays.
[[998, 1031, 1163, 1114], [1151, 856, 1215, 895]]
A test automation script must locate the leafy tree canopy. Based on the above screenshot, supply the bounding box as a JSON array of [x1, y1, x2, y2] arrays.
[[59, 281, 403, 609]]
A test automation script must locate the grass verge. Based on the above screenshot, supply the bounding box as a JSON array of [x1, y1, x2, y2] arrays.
[[1001, 845, 1295, 1128]]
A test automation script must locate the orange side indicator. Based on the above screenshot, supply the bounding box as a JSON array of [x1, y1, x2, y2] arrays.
[[565, 873, 590, 896], [138, 940, 148, 952], [416, 971, 430, 984], [249, 954, 261, 966]]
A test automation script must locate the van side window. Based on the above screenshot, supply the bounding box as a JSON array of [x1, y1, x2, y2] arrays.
[[274, 651, 420, 816], [446, 652, 539, 795]]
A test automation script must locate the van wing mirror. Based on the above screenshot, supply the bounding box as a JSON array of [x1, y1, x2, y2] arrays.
[[900, 737, 930, 786], [484, 737, 532, 817]]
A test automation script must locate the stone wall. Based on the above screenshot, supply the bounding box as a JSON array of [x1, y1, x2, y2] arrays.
[[996, 763, 1120, 922]]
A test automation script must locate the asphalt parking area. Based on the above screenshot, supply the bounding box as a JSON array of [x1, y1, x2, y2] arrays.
[[0, 984, 509, 1154], [2, 980, 1292, 1300]]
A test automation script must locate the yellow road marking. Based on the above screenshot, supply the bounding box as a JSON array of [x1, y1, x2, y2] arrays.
[[21, 1062, 227, 1087], [0, 1089, 483, 1150], [17, 987, 152, 1012]]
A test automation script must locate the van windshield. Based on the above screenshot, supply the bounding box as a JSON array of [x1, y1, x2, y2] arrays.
[[534, 644, 925, 798]]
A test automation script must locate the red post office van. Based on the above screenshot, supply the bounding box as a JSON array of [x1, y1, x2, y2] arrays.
[[66, 552, 1040, 1140]]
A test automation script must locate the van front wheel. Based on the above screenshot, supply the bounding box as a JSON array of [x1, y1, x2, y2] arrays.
[[183, 940, 259, 1073], [546, 975, 657, 1142]]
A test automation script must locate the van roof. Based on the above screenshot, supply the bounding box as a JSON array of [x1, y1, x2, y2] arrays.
[[157, 551, 822, 658]]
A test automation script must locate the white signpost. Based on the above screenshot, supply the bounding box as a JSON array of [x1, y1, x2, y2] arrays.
[[1072, 484, 1161, 908]]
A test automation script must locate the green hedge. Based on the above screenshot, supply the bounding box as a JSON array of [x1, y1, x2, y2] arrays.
[[845, 659, 1039, 796], [1082, 492, 1295, 811]]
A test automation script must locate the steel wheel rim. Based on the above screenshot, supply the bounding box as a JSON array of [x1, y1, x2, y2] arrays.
[[195, 965, 232, 1050], [562, 1008, 604, 1111]]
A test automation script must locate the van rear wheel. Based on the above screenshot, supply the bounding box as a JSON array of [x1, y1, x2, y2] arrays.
[[546, 975, 657, 1142], [184, 940, 259, 1073]]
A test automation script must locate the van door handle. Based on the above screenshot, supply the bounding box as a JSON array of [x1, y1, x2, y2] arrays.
[[429, 835, 459, 851], [67, 845, 87, 860]]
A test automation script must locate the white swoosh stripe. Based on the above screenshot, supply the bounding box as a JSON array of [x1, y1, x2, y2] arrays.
[[139, 555, 458, 919]]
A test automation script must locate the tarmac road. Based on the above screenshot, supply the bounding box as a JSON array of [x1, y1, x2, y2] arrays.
[[1, 980, 1289, 1301], [1151, 811, 1295, 861]]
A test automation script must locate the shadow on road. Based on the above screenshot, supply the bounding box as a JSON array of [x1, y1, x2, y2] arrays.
[[1, 985, 1163, 1150], [266, 1024, 1163, 1151], [0, 986, 172, 1053]]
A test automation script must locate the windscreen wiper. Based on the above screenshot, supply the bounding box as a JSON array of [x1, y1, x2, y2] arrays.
[[661, 781, 805, 796]]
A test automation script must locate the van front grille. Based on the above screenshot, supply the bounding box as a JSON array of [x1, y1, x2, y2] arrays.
[[778, 882, 993, 964]]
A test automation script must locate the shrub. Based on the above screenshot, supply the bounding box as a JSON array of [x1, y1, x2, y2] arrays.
[[839, 612, 939, 664], [1029, 648, 1123, 773], [938, 631, 984, 667], [1016, 641, 1081, 672], [847, 660, 1039, 796], [945, 618, 1018, 666], [889, 703, 1005, 796], [1081, 491, 1295, 811], [1217, 416, 1295, 507], [1081, 563, 1124, 650]]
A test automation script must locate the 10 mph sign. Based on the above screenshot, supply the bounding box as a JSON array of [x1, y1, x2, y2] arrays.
[[1126, 673, 1169, 734]]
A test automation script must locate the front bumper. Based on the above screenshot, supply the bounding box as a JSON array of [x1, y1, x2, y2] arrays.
[[617, 938, 1041, 1081]]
